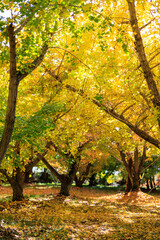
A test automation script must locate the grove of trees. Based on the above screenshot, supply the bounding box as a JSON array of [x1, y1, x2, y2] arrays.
[[0, 0, 160, 201]]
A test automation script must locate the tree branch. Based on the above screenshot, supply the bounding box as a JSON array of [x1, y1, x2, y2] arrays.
[[142, 156, 160, 173], [14, 17, 31, 34], [17, 44, 48, 82], [151, 63, 160, 70], [134, 147, 139, 173], [149, 51, 160, 63], [127, 0, 160, 119], [111, 155, 123, 164], [45, 66, 160, 149], [77, 139, 92, 153], [40, 156, 62, 181], [120, 103, 135, 117], [49, 141, 70, 160], [140, 17, 156, 31]]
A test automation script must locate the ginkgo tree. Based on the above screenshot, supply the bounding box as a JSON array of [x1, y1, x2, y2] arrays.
[[40, 103, 98, 196], [85, 0, 160, 148], [0, 102, 65, 200], [0, 0, 87, 166], [47, 0, 160, 149], [95, 116, 160, 192]]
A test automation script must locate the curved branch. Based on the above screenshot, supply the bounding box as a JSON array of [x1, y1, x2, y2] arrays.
[[140, 17, 156, 31], [17, 44, 48, 82], [127, 0, 160, 118], [45, 65, 160, 149], [142, 156, 160, 173], [15, 17, 31, 34], [41, 156, 62, 181], [120, 103, 135, 117]]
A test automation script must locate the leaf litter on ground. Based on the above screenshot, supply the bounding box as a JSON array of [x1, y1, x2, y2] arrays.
[[0, 186, 160, 239]]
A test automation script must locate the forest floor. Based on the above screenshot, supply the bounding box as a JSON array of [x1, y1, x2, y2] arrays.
[[0, 185, 160, 239]]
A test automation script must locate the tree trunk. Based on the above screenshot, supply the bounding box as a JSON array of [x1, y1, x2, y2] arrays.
[[0, 24, 19, 165], [146, 179, 150, 190], [75, 163, 91, 187], [25, 169, 32, 183], [125, 173, 132, 193], [150, 177, 153, 189], [11, 168, 25, 201], [12, 182, 24, 201], [125, 156, 133, 193], [75, 177, 85, 188], [132, 173, 140, 191], [59, 162, 77, 196], [125, 155, 140, 193], [60, 176, 73, 196], [89, 173, 97, 187], [125, 173, 140, 193]]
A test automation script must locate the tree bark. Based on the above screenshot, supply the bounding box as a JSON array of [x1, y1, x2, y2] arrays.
[[89, 173, 97, 187], [150, 177, 153, 189], [59, 161, 77, 195], [125, 156, 133, 193], [59, 175, 73, 196], [10, 168, 25, 201], [132, 148, 140, 191], [41, 156, 77, 196], [0, 24, 19, 165], [25, 169, 32, 183], [127, 0, 160, 126], [125, 173, 132, 193], [11, 180, 24, 201], [132, 174, 140, 191], [75, 176, 85, 187], [122, 147, 146, 193], [146, 179, 150, 190]]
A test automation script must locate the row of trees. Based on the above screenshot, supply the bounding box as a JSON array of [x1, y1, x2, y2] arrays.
[[0, 0, 160, 200]]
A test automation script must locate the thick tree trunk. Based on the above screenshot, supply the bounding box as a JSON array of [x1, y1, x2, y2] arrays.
[[60, 176, 73, 196], [0, 24, 19, 165], [132, 174, 140, 191], [125, 156, 134, 193], [75, 177, 85, 188], [12, 182, 24, 201], [11, 168, 25, 201], [125, 173, 140, 193], [125, 173, 132, 193], [132, 148, 140, 191], [75, 163, 91, 187], [25, 168, 35, 183], [123, 147, 146, 193], [59, 162, 77, 196], [89, 173, 97, 187], [41, 156, 77, 196], [25, 169, 32, 183]]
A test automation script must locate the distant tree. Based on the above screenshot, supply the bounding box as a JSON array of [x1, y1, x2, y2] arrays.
[[41, 139, 91, 196]]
